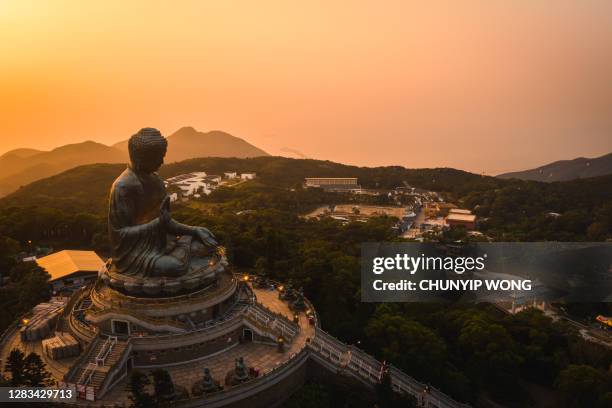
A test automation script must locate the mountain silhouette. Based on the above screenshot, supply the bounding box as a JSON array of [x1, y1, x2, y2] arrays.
[[498, 152, 612, 182], [113, 126, 268, 163], [0, 127, 267, 196]]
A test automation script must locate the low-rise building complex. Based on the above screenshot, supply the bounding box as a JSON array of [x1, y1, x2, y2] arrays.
[[304, 177, 361, 192], [35, 250, 103, 293]]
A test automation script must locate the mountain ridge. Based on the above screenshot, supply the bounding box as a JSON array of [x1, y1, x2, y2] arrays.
[[112, 126, 268, 162], [498, 152, 612, 182], [0, 127, 267, 197], [2, 155, 611, 218], [0, 155, 527, 214]]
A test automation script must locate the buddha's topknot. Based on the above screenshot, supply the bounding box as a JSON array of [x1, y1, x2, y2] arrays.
[[128, 128, 167, 157]]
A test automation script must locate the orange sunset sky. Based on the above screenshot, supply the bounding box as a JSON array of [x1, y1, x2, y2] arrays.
[[1, 1, 611, 174]]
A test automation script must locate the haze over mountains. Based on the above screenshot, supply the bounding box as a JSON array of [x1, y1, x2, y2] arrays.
[[112, 127, 268, 163], [0, 127, 267, 197], [1, 122, 610, 198], [498, 152, 612, 182]]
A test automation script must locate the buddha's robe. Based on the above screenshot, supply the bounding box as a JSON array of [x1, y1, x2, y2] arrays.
[[108, 167, 173, 277]]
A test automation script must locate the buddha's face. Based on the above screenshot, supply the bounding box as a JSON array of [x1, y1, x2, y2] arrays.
[[132, 147, 166, 174]]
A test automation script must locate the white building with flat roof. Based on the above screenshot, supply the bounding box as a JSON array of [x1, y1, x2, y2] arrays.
[[449, 208, 472, 215], [305, 177, 358, 187], [304, 177, 361, 192], [166, 172, 216, 197]]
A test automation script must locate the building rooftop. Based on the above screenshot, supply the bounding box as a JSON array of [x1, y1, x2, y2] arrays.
[[35, 250, 104, 282], [449, 208, 472, 215], [446, 213, 477, 222], [305, 177, 358, 180]]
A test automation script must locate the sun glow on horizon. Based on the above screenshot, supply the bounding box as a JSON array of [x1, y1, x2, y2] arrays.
[[1, 1, 611, 174]]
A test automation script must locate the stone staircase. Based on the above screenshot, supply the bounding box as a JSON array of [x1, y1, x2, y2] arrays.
[[71, 336, 130, 397]]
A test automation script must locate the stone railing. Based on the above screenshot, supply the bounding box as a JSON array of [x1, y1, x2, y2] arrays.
[[64, 337, 100, 382], [150, 345, 311, 408], [77, 362, 97, 386], [247, 275, 318, 326], [86, 307, 188, 333], [68, 309, 98, 343], [129, 303, 249, 346], [303, 297, 320, 328], [95, 336, 117, 366], [246, 302, 299, 341], [309, 328, 470, 408], [388, 366, 470, 408], [62, 286, 90, 317], [97, 340, 133, 399]]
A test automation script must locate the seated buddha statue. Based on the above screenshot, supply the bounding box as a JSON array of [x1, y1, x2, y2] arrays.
[[108, 128, 218, 278], [233, 357, 249, 382]]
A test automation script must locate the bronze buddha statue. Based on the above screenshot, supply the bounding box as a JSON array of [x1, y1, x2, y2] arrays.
[[107, 128, 218, 280]]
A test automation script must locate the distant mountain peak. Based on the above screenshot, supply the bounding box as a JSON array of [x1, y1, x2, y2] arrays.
[[0, 126, 266, 197], [498, 152, 612, 182], [0, 148, 43, 160], [115, 126, 268, 162], [173, 126, 197, 134]]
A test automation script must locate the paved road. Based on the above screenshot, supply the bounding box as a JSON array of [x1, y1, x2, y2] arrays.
[[402, 207, 425, 239]]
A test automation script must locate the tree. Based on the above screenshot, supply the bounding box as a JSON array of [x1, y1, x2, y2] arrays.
[[555, 365, 607, 408], [23, 352, 53, 386], [14, 263, 51, 310], [128, 370, 155, 408], [0, 235, 19, 274], [5, 349, 25, 386], [282, 382, 330, 408], [375, 365, 416, 408], [365, 309, 447, 384], [0, 374, 10, 386], [457, 318, 524, 400], [587, 222, 607, 241]]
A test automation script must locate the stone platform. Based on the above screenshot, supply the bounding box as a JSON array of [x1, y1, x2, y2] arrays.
[[100, 246, 228, 297], [97, 284, 315, 406], [0, 278, 315, 407]]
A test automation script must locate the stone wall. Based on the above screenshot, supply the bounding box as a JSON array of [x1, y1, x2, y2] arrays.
[[169, 349, 309, 408], [132, 327, 243, 367]]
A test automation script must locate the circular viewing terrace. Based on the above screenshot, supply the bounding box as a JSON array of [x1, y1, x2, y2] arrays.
[[0, 274, 468, 408], [98, 278, 316, 406]]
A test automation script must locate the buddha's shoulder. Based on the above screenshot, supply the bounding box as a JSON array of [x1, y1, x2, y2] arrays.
[[111, 168, 141, 193], [111, 168, 165, 194]]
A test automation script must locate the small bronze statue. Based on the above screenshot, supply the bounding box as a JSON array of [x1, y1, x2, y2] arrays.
[[279, 281, 296, 301], [191, 367, 221, 396], [233, 357, 249, 382], [291, 286, 306, 312]]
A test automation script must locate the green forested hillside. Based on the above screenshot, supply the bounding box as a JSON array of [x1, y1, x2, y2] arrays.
[[160, 156, 506, 193], [2, 156, 610, 242], [0, 156, 611, 405], [464, 174, 612, 241], [0, 156, 507, 211]]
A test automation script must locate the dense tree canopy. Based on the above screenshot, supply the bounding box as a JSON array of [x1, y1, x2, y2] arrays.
[[0, 156, 610, 406]]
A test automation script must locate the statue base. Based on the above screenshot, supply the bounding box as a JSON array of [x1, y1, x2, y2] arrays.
[[100, 247, 228, 297]]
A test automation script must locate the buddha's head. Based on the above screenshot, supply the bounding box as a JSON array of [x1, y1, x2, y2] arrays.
[[128, 128, 168, 173]]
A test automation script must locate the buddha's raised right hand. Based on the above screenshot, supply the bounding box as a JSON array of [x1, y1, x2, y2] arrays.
[[160, 196, 171, 227]]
